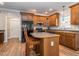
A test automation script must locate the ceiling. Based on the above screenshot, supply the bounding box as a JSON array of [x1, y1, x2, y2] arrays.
[[0, 2, 77, 15]]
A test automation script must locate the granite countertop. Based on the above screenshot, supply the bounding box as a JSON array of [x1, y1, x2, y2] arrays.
[[31, 32, 59, 38], [0, 30, 5, 33], [48, 27, 79, 32], [34, 26, 79, 32]]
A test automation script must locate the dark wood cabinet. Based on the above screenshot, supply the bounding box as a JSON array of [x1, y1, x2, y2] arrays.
[[70, 3, 79, 25], [0, 32, 4, 44]]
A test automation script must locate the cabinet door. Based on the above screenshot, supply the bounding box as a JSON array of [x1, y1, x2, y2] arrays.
[[71, 7, 77, 24], [41, 16, 46, 26], [33, 15, 46, 26], [48, 13, 59, 26], [76, 5, 79, 24], [33, 15, 39, 25], [71, 4, 79, 25], [49, 15, 56, 26], [65, 33, 75, 48], [53, 32, 66, 45], [59, 32, 66, 45]]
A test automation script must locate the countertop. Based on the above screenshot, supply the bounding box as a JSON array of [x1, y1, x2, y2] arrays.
[[48, 27, 79, 32], [0, 30, 5, 33], [31, 32, 59, 38], [34, 25, 79, 32]]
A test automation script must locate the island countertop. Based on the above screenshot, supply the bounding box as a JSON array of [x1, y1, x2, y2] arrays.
[[31, 32, 59, 38]]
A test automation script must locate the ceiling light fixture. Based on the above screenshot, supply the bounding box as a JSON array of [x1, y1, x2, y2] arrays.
[[45, 11, 48, 14], [49, 8, 53, 11], [32, 9, 37, 12], [0, 2, 4, 5]]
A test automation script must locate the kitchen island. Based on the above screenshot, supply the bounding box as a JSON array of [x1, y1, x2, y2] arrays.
[[31, 32, 60, 56]]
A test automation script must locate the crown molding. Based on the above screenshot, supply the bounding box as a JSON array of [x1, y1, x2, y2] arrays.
[[0, 8, 20, 13]]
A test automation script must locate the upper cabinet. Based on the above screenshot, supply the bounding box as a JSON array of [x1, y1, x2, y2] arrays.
[[20, 12, 34, 21], [70, 3, 79, 25], [48, 13, 59, 26], [20, 12, 59, 26], [33, 15, 46, 26]]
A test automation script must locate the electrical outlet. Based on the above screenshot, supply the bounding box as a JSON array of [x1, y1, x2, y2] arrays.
[[51, 41, 54, 46]]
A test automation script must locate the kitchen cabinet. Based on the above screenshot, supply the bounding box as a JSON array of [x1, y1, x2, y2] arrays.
[[47, 30, 79, 50], [20, 12, 34, 21], [59, 32, 66, 45], [21, 12, 47, 26], [48, 13, 59, 26], [33, 15, 46, 26], [65, 32, 75, 49], [57, 31, 75, 48], [33, 15, 38, 26], [51, 31, 66, 45], [70, 3, 79, 25], [20, 12, 59, 26]]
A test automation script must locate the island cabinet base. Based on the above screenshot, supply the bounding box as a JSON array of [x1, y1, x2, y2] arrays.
[[40, 37, 59, 56]]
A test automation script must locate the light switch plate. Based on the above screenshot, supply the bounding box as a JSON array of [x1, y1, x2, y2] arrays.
[[51, 41, 54, 46]]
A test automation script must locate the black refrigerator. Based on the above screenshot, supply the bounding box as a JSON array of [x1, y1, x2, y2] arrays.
[[21, 21, 34, 43]]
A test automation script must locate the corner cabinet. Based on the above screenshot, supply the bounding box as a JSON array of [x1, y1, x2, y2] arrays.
[[48, 13, 59, 26], [70, 3, 79, 25]]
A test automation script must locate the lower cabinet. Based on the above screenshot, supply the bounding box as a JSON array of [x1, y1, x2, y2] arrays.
[[59, 32, 66, 45], [65, 33, 75, 49], [48, 30, 79, 50]]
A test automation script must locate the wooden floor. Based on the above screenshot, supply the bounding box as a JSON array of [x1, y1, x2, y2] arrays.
[[59, 45, 79, 56], [0, 39, 26, 56], [0, 39, 79, 56]]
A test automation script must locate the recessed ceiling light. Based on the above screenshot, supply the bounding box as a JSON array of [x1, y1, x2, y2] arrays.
[[32, 9, 37, 12], [45, 11, 48, 14], [0, 2, 4, 5], [49, 8, 53, 11]]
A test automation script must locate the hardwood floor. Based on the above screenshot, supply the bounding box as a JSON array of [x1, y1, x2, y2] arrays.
[[0, 38, 79, 56], [0, 39, 26, 56], [59, 45, 79, 56]]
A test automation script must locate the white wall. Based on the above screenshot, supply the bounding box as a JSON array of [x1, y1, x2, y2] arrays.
[[59, 8, 71, 28], [0, 9, 21, 42], [0, 13, 5, 30], [7, 15, 21, 39], [6, 12, 21, 41], [0, 12, 7, 42]]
